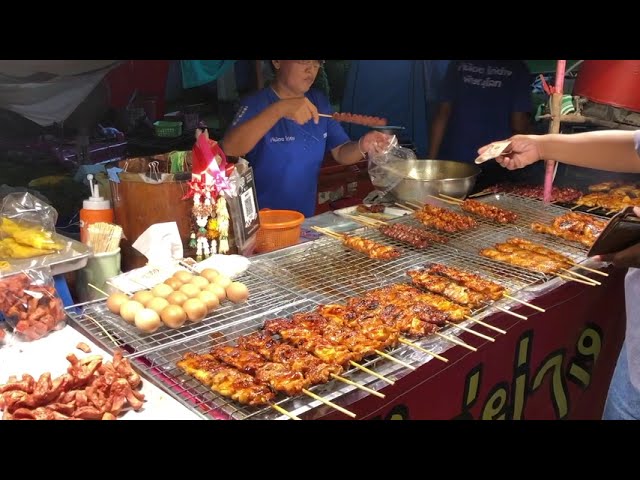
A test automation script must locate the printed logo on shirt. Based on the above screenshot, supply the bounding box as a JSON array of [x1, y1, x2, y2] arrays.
[[323, 132, 327, 138], [232, 106, 249, 126], [269, 136, 296, 143], [458, 62, 513, 89]]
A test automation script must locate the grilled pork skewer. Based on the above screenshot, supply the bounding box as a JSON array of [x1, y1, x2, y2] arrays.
[[414, 205, 478, 232], [407, 270, 488, 308], [176, 353, 275, 406], [425, 264, 506, 300]]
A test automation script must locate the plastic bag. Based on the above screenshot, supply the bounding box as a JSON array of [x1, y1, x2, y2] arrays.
[[224, 159, 260, 255], [367, 138, 416, 195], [0, 192, 64, 260], [0, 268, 66, 341]]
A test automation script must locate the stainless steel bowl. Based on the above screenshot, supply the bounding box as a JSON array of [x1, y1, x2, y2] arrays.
[[384, 159, 481, 204]]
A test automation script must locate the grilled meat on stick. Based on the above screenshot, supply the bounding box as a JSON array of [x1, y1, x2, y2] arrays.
[[315, 304, 401, 345], [289, 311, 395, 355], [345, 297, 442, 337], [378, 223, 448, 249], [341, 234, 400, 260], [504, 238, 574, 265], [209, 346, 309, 396], [531, 212, 606, 247], [176, 353, 275, 406], [356, 283, 469, 325], [415, 205, 478, 232], [407, 270, 488, 308], [425, 264, 505, 301], [480, 243, 568, 274], [237, 332, 343, 384], [460, 199, 518, 224], [263, 317, 356, 365]]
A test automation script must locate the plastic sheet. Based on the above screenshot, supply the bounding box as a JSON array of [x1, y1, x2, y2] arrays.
[[0, 193, 90, 278], [0, 268, 66, 342]]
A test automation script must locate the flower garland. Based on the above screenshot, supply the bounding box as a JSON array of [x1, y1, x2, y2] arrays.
[[183, 125, 232, 260]]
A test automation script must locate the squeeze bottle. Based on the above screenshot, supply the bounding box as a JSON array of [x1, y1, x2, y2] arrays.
[[80, 174, 114, 244]]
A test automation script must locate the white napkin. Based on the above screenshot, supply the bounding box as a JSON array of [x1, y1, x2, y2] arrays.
[[132, 222, 183, 266]]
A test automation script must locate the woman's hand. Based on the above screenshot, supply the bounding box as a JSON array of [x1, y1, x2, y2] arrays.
[[278, 97, 319, 125], [360, 131, 395, 156], [593, 206, 640, 269], [478, 135, 543, 170]]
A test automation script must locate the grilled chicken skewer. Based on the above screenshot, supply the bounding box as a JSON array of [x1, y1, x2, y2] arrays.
[[414, 205, 478, 232], [459, 199, 518, 224], [424, 263, 506, 300], [176, 353, 275, 406]]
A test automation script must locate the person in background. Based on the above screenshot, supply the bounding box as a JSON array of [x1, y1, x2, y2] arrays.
[[478, 129, 640, 420], [428, 60, 532, 189], [222, 60, 390, 218]]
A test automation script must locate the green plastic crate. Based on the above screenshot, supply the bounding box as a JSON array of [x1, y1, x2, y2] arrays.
[[153, 120, 183, 138]]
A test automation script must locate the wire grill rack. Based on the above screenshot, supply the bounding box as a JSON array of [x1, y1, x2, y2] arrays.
[[133, 298, 449, 421], [63, 194, 609, 420], [391, 193, 603, 273], [66, 268, 310, 359]]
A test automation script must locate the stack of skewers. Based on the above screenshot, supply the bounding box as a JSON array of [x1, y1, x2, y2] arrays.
[[86, 222, 123, 254]]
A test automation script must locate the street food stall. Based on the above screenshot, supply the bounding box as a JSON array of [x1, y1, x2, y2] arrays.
[[0, 62, 632, 420]]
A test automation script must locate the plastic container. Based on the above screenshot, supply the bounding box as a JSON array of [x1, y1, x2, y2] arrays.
[[574, 60, 640, 112], [153, 120, 183, 138], [80, 174, 114, 244], [76, 248, 122, 302], [255, 209, 305, 253]]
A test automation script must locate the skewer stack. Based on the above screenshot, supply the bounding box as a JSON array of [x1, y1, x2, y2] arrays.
[[86, 222, 123, 254]]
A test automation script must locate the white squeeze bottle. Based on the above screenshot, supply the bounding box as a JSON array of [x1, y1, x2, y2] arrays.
[[80, 174, 114, 244]]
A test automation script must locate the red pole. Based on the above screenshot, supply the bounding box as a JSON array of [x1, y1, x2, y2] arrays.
[[543, 60, 567, 203]]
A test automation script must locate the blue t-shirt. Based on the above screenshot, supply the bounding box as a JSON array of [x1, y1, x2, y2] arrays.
[[229, 88, 350, 217], [438, 60, 532, 163]]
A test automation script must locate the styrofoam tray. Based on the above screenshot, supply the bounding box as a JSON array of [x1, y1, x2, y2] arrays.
[[333, 204, 412, 221]]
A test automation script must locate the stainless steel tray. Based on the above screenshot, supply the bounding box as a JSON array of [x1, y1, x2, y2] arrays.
[[1, 233, 91, 278]]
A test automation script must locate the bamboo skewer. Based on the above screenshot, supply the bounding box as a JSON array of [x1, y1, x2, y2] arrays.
[[405, 201, 424, 210], [503, 293, 546, 312], [438, 193, 465, 204], [434, 332, 477, 352], [330, 374, 386, 398], [398, 338, 449, 362], [270, 403, 301, 420], [561, 268, 601, 285], [311, 226, 343, 240], [349, 361, 395, 385], [570, 204, 580, 210], [87, 283, 110, 298], [83, 313, 119, 346], [464, 316, 507, 335], [318, 113, 333, 118], [586, 206, 600, 212], [428, 194, 459, 206], [570, 262, 608, 277], [394, 202, 415, 212], [446, 321, 495, 342], [469, 190, 493, 198], [494, 305, 528, 320], [556, 272, 597, 286], [302, 389, 356, 418], [374, 349, 416, 370]]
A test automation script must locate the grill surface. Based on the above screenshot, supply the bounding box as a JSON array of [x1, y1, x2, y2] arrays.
[[65, 193, 608, 419]]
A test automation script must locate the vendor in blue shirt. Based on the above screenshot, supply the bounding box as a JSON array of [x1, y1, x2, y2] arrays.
[[428, 60, 532, 187], [222, 60, 390, 217]]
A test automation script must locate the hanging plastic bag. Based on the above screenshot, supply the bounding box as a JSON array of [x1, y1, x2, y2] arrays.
[[0, 192, 65, 261], [367, 137, 416, 195]]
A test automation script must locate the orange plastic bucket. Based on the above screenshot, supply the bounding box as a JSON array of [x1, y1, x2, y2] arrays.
[[255, 209, 305, 253]]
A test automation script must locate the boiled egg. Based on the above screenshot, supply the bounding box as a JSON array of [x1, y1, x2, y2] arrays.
[[106, 293, 130, 315]]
